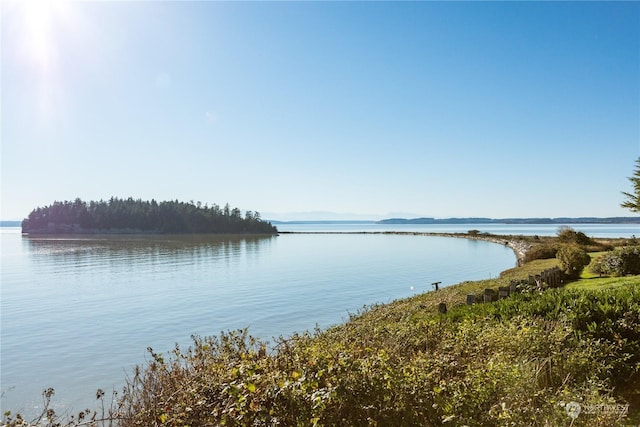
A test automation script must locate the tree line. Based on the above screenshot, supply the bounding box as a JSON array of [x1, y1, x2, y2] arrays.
[[21, 197, 278, 234]]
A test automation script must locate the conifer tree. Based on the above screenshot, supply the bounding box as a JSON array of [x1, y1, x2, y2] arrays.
[[621, 157, 640, 213]]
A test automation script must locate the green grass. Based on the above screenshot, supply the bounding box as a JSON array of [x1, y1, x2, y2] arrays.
[[568, 275, 640, 290], [579, 251, 613, 279], [569, 249, 640, 289]]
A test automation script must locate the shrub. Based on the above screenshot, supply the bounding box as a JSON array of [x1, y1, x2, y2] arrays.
[[523, 244, 558, 262], [620, 245, 640, 274], [557, 226, 594, 246], [590, 252, 621, 277], [590, 246, 640, 277], [556, 244, 591, 279]]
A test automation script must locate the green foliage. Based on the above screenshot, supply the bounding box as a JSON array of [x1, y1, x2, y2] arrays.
[[524, 229, 610, 264], [557, 226, 594, 246], [557, 244, 591, 279], [621, 157, 640, 212], [439, 286, 640, 413], [590, 246, 640, 277], [523, 243, 558, 262], [21, 197, 278, 235]]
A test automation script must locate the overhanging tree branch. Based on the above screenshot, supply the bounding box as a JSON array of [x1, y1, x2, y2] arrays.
[[621, 157, 640, 213]]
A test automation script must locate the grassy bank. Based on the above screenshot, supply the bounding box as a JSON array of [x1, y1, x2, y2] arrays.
[[109, 265, 639, 426], [4, 235, 640, 426]]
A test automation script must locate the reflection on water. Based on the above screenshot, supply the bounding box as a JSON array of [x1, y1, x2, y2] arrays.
[[23, 235, 275, 288], [4, 233, 279, 416], [25, 234, 273, 261]]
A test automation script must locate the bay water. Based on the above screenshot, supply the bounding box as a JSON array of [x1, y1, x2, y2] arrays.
[[0, 223, 636, 417]]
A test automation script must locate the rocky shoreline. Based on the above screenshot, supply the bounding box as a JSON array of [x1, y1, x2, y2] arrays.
[[423, 232, 532, 266]]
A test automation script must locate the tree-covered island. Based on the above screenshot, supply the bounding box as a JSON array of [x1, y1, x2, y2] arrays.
[[21, 197, 278, 234]]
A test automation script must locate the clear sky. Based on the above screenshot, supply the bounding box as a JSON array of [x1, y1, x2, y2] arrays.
[[2, 1, 639, 221]]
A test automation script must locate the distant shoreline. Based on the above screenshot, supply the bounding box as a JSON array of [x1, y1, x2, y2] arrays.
[[271, 217, 640, 225]]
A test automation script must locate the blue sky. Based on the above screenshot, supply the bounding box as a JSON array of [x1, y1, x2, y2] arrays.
[[2, 1, 638, 221]]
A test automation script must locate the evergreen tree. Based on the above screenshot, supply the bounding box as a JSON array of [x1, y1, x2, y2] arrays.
[[621, 157, 640, 213]]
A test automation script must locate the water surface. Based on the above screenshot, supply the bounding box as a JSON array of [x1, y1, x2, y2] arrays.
[[4, 223, 632, 416]]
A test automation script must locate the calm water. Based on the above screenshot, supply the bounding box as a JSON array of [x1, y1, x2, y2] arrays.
[[0, 223, 635, 416]]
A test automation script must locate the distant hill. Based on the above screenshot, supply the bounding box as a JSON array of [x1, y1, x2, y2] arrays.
[[378, 217, 640, 225]]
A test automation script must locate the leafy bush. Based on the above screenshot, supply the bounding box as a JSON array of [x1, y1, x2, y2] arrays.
[[449, 286, 640, 390], [557, 226, 594, 246], [523, 244, 558, 262], [590, 246, 640, 277], [618, 246, 640, 274], [557, 244, 591, 279], [590, 252, 622, 277]]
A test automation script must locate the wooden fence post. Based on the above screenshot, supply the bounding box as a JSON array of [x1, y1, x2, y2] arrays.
[[510, 280, 518, 293], [483, 288, 495, 303]]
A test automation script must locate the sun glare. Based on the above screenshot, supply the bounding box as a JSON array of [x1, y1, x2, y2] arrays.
[[6, 0, 82, 120], [24, 0, 54, 67], [19, 0, 73, 70]]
